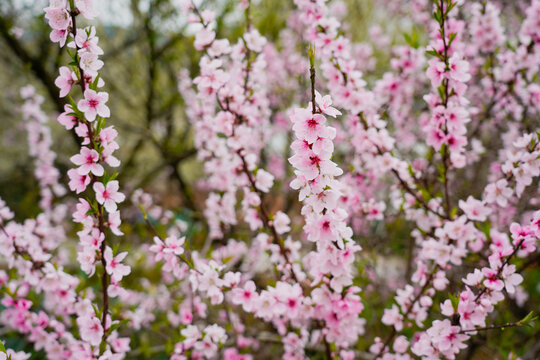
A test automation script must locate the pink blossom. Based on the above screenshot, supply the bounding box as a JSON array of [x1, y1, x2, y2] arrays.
[[104, 246, 131, 282], [484, 179, 512, 207], [57, 104, 78, 129], [78, 89, 110, 122], [77, 246, 97, 276], [163, 236, 185, 256], [273, 211, 291, 234], [291, 108, 332, 144], [194, 28, 216, 50], [481, 267, 504, 291], [315, 90, 341, 118], [426, 58, 446, 87], [73, 198, 92, 224], [70, 147, 104, 176], [77, 314, 103, 346], [75, 0, 97, 19], [50, 28, 68, 46], [381, 305, 403, 331], [501, 265, 523, 294], [255, 169, 274, 193], [44, 7, 70, 31], [93, 180, 125, 213], [244, 29, 267, 52], [448, 54, 471, 83], [79, 52, 104, 77], [459, 196, 491, 222], [54, 66, 76, 97], [231, 280, 258, 312], [106, 210, 124, 236], [67, 168, 90, 193]]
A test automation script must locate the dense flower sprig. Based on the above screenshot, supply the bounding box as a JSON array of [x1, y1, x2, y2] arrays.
[[43, 0, 129, 356], [1, 0, 539, 359]]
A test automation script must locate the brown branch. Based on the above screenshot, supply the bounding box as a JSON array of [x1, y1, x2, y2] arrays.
[[68, 5, 109, 342], [459, 320, 530, 334], [374, 269, 437, 359], [236, 149, 299, 283]]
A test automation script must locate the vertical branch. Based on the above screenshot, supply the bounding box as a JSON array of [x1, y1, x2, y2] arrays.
[[308, 45, 317, 114], [438, 0, 452, 215], [68, 0, 109, 341]]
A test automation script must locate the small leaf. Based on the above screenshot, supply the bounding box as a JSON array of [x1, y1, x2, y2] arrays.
[[437, 85, 446, 100], [448, 292, 459, 310], [420, 187, 431, 202], [306, 44, 316, 68], [91, 73, 101, 90], [426, 49, 440, 58], [433, 10, 441, 24], [139, 203, 148, 220], [448, 32, 457, 47], [519, 311, 537, 325]]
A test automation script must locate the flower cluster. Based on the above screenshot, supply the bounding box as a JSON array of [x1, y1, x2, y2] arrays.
[[2, 0, 540, 359], [42, 0, 130, 357], [20, 86, 66, 211]]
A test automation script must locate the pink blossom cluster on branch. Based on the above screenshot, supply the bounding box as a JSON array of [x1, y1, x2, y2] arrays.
[[0, 0, 539, 359], [0, 0, 130, 358]]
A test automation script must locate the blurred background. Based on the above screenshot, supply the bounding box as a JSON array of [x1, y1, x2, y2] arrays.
[[0, 0, 414, 221]]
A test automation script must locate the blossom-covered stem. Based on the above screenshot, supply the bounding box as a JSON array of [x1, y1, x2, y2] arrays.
[[0, 223, 44, 269], [358, 114, 448, 220], [374, 270, 437, 359], [212, 83, 300, 281], [68, 5, 110, 339], [98, 212, 109, 340], [473, 238, 525, 303], [67, 1, 85, 93], [237, 149, 299, 283], [459, 319, 532, 334], [438, 0, 452, 215], [190, 0, 208, 26], [67, 7, 97, 150], [141, 205, 199, 273], [308, 46, 317, 114], [242, 0, 252, 95], [202, 20, 299, 281]]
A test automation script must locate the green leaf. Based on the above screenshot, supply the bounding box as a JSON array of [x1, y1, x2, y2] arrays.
[[403, 29, 420, 49], [446, 1, 457, 15], [408, 164, 415, 178], [505, 40, 516, 52], [67, 95, 79, 110], [437, 85, 446, 100], [433, 10, 441, 24], [448, 292, 459, 310], [519, 311, 537, 325], [307, 44, 316, 68], [420, 187, 431, 202], [0, 341, 6, 353], [91, 73, 101, 91], [92, 303, 101, 319], [139, 203, 148, 220], [426, 49, 440, 58], [448, 32, 457, 47]]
